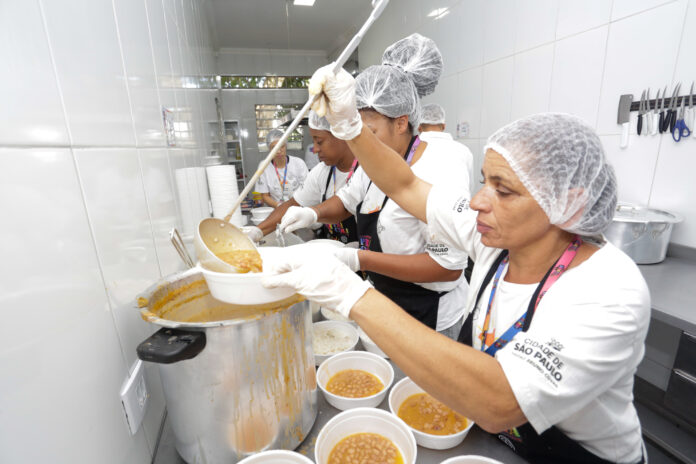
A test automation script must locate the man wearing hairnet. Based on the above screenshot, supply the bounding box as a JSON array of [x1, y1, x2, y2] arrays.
[[245, 111, 358, 244], [263, 52, 650, 462], [255, 129, 308, 208]]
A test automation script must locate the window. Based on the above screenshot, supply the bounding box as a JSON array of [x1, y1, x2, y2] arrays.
[[221, 76, 310, 89], [255, 104, 305, 151]]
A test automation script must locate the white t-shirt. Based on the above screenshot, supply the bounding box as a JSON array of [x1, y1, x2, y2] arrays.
[[336, 139, 471, 331], [293, 162, 352, 207], [419, 131, 474, 186], [255, 156, 308, 203], [425, 184, 650, 463]]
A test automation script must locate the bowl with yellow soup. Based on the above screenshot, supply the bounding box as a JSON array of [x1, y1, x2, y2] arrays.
[[316, 351, 393, 410], [388, 377, 474, 450], [315, 407, 417, 464]]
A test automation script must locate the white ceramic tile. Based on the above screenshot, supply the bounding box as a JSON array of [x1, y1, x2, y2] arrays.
[[460, 139, 484, 194], [550, 26, 608, 126], [483, 0, 517, 63], [40, 0, 134, 146], [510, 44, 554, 121], [166, 147, 189, 232], [514, 0, 559, 52], [673, 0, 696, 83], [146, 0, 173, 79], [420, 4, 460, 77], [0, 0, 69, 146], [556, 0, 612, 38], [600, 134, 660, 206], [457, 0, 485, 71], [480, 57, 514, 138], [114, 0, 166, 148], [649, 139, 696, 248], [402, 0, 424, 31], [74, 148, 161, 368], [611, 0, 677, 21], [423, 73, 458, 133], [455, 67, 483, 139], [0, 148, 150, 463], [596, 1, 687, 135], [163, 0, 183, 80]]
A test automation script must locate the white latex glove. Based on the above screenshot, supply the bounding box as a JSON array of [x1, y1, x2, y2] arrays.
[[308, 64, 363, 140], [240, 225, 263, 243], [262, 251, 372, 319], [279, 206, 318, 234], [333, 247, 360, 272]]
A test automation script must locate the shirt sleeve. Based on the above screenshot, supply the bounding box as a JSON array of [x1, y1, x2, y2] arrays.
[[425, 183, 481, 260], [495, 275, 650, 434], [293, 164, 326, 207], [336, 167, 368, 215], [255, 166, 270, 193]]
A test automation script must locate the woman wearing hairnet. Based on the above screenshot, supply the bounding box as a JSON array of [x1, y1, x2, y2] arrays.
[[255, 128, 308, 207], [263, 59, 650, 463], [278, 34, 470, 337]]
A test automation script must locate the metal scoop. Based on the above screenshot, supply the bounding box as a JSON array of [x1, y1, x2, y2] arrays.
[[195, 0, 389, 271]]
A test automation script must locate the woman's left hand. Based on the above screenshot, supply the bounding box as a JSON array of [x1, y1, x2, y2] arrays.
[[262, 250, 371, 318]]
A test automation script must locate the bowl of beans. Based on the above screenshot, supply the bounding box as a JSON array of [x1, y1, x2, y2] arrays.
[[388, 377, 474, 450], [316, 351, 394, 410], [439, 456, 504, 464], [315, 407, 417, 464], [237, 450, 314, 464]]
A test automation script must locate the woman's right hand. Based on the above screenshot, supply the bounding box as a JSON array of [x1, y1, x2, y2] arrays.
[[308, 64, 363, 140], [279, 206, 318, 234]]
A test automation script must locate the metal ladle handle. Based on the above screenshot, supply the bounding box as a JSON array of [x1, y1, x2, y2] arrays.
[[170, 228, 195, 268], [222, 0, 390, 224]]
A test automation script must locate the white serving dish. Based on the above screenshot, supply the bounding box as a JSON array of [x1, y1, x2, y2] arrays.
[[251, 217, 264, 226], [388, 377, 474, 450], [440, 456, 504, 464], [313, 321, 359, 366], [320, 306, 356, 326], [201, 247, 297, 305], [314, 407, 417, 464], [251, 207, 273, 220], [316, 351, 393, 410], [237, 450, 313, 464], [357, 326, 388, 358]]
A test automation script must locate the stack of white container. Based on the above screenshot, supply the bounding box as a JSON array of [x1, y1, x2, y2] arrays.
[[174, 167, 211, 237], [206, 164, 245, 227]]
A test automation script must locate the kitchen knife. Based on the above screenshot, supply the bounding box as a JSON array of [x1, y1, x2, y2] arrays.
[[618, 94, 633, 148]]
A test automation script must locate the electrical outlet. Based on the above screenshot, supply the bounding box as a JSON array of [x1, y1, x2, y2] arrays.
[[120, 360, 148, 435]]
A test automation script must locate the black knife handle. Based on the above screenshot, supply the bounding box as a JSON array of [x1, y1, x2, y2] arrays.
[[669, 110, 677, 133], [637, 114, 643, 135], [659, 112, 665, 133]]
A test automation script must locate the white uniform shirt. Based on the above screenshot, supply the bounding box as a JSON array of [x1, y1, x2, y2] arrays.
[[255, 156, 308, 203], [419, 131, 474, 188], [336, 139, 471, 331], [425, 184, 650, 463], [293, 162, 352, 207]]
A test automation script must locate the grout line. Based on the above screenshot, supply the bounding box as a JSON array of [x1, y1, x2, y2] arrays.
[[593, 0, 614, 130]]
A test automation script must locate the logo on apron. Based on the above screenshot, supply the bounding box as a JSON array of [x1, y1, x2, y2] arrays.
[[359, 235, 372, 251]]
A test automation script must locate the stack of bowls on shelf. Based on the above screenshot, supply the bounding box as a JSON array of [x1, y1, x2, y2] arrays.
[[206, 164, 245, 226]]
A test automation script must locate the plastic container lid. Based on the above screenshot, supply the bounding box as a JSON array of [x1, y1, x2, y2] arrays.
[[613, 203, 682, 224]]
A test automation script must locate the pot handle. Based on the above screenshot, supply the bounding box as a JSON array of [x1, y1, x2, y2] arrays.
[[137, 328, 206, 364]]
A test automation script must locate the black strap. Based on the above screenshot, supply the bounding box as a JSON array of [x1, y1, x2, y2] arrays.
[[321, 165, 334, 202]]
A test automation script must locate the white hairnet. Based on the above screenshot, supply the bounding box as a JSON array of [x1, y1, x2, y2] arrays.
[[266, 128, 284, 148], [308, 110, 331, 131], [484, 113, 617, 235], [420, 103, 446, 125], [355, 33, 442, 128]]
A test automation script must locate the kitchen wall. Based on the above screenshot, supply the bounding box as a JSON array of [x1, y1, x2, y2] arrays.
[[0, 0, 215, 463], [217, 47, 327, 76], [359, 0, 696, 249]]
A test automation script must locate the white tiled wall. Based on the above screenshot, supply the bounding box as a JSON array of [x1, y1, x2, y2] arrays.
[[0, 0, 216, 462], [216, 47, 328, 76], [359, 0, 696, 248]]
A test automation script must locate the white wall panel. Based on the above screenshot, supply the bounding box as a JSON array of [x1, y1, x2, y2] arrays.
[[454, 67, 483, 139], [457, 0, 485, 72], [601, 135, 661, 206], [483, 0, 516, 63], [556, 0, 612, 38], [611, 0, 678, 21], [480, 57, 514, 138], [514, 0, 559, 52], [0, 0, 69, 146], [510, 44, 554, 121]]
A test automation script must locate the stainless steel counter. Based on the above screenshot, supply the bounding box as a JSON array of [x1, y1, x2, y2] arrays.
[[153, 360, 526, 464]]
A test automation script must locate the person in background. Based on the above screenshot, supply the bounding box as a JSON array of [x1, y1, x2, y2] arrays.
[[278, 34, 469, 339], [243, 111, 358, 244], [268, 52, 650, 463], [255, 129, 308, 208], [419, 103, 474, 189]]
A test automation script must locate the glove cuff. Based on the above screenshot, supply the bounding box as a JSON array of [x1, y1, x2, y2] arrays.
[[330, 113, 363, 141], [335, 279, 372, 319]]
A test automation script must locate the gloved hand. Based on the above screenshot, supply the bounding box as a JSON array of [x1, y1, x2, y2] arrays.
[[308, 64, 363, 140], [240, 225, 263, 243], [333, 247, 361, 272], [262, 251, 372, 319], [279, 206, 318, 234]]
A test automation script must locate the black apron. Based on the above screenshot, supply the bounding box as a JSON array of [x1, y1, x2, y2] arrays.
[[314, 166, 358, 244], [355, 137, 444, 330], [458, 251, 645, 464]]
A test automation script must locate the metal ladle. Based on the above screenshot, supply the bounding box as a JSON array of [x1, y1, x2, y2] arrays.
[[196, 0, 389, 272]]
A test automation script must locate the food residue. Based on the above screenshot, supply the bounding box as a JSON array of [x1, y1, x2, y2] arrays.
[[397, 392, 468, 435], [328, 433, 403, 464], [216, 249, 263, 273], [326, 369, 384, 398]]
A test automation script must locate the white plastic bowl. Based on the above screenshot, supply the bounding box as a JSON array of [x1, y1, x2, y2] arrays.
[[317, 351, 393, 410], [315, 407, 417, 464], [388, 377, 474, 450], [237, 450, 313, 464], [357, 326, 388, 358], [440, 457, 504, 464], [251, 207, 273, 220], [201, 247, 297, 305], [313, 321, 359, 366], [320, 306, 356, 326]]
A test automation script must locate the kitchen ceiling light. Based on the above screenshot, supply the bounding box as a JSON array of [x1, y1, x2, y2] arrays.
[[294, 0, 315, 5], [427, 7, 449, 18]]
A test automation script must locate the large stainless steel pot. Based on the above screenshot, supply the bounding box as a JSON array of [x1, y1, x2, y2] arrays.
[[135, 268, 317, 463], [604, 203, 682, 264]]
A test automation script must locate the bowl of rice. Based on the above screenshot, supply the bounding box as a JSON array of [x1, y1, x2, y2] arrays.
[[313, 321, 359, 366], [320, 306, 357, 326]]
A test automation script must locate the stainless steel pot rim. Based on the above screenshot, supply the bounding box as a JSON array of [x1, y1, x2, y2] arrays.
[[612, 203, 683, 224]]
